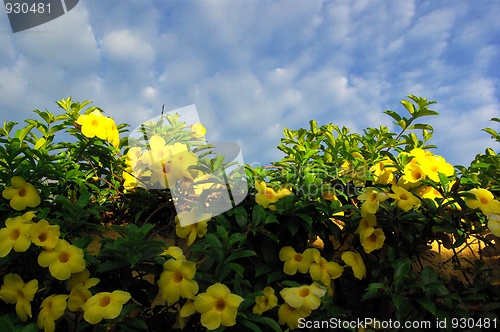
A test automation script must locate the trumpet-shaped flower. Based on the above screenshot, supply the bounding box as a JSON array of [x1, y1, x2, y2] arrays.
[[278, 303, 311, 330], [158, 259, 199, 305], [341, 251, 366, 280], [125, 147, 144, 168], [76, 109, 109, 140], [175, 206, 211, 232], [162, 246, 187, 260], [418, 155, 454, 182], [370, 157, 397, 185], [2, 176, 41, 211], [359, 188, 388, 216], [0, 215, 32, 257], [255, 181, 292, 210], [401, 162, 425, 184], [82, 290, 131, 324], [175, 299, 196, 329], [280, 283, 327, 310], [37, 294, 68, 332], [417, 185, 443, 201], [361, 227, 386, 254], [357, 214, 377, 239], [65, 269, 100, 312], [466, 188, 500, 215], [190, 123, 207, 138], [29, 219, 60, 249], [252, 286, 278, 315], [487, 214, 500, 237], [105, 117, 120, 148], [309, 255, 343, 286], [279, 247, 316, 275], [38, 239, 86, 280], [194, 283, 244, 330], [388, 185, 420, 211], [141, 135, 171, 166], [0, 274, 38, 322]]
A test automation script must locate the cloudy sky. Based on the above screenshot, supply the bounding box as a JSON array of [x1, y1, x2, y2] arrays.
[[0, 0, 498, 167]]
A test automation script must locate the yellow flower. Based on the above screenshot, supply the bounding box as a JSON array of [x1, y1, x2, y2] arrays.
[[466, 188, 500, 215], [359, 188, 388, 216], [487, 214, 500, 237], [252, 286, 278, 315], [0, 215, 32, 257], [370, 157, 397, 185], [158, 259, 199, 305], [255, 181, 292, 210], [125, 147, 144, 168], [176, 219, 208, 246], [361, 227, 385, 254], [309, 255, 343, 286], [279, 247, 316, 275], [194, 283, 244, 330], [388, 185, 420, 211], [190, 123, 207, 138], [278, 303, 311, 330], [175, 299, 196, 329], [76, 109, 109, 140], [0, 274, 38, 322], [65, 269, 100, 312], [162, 246, 187, 260], [29, 219, 60, 249], [2, 176, 41, 211], [341, 251, 366, 280], [401, 162, 425, 184], [37, 294, 68, 332], [418, 155, 454, 182], [82, 290, 131, 324], [175, 206, 211, 229], [280, 283, 326, 310], [357, 214, 377, 239], [194, 283, 243, 330], [105, 117, 120, 148], [417, 185, 443, 201], [38, 239, 86, 280]]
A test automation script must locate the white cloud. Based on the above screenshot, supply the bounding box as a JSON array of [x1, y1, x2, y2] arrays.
[[100, 29, 155, 63]]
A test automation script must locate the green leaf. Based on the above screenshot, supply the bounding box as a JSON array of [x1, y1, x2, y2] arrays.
[[226, 262, 245, 277], [0, 317, 15, 332], [393, 258, 411, 289], [421, 266, 438, 285], [415, 298, 436, 316], [226, 250, 257, 262], [401, 100, 415, 115], [384, 110, 402, 122]]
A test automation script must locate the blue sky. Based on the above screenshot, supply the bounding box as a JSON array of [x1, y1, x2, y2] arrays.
[[0, 0, 499, 167]]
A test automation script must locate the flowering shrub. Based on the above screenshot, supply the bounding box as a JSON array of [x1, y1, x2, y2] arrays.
[[0, 96, 499, 331]]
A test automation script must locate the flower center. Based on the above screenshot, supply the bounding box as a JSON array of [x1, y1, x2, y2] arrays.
[[294, 253, 303, 262], [412, 171, 422, 180], [265, 189, 274, 199], [173, 271, 183, 283], [91, 119, 99, 127], [10, 229, 20, 240], [480, 196, 489, 205], [299, 287, 310, 297], [38, 232, 47, 242], [99, 295, 111, 307], [18, 188, 27, 197], [59, 252, 70, 263], [400, 193, 408, 200], [215, 298, 226, 311]]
